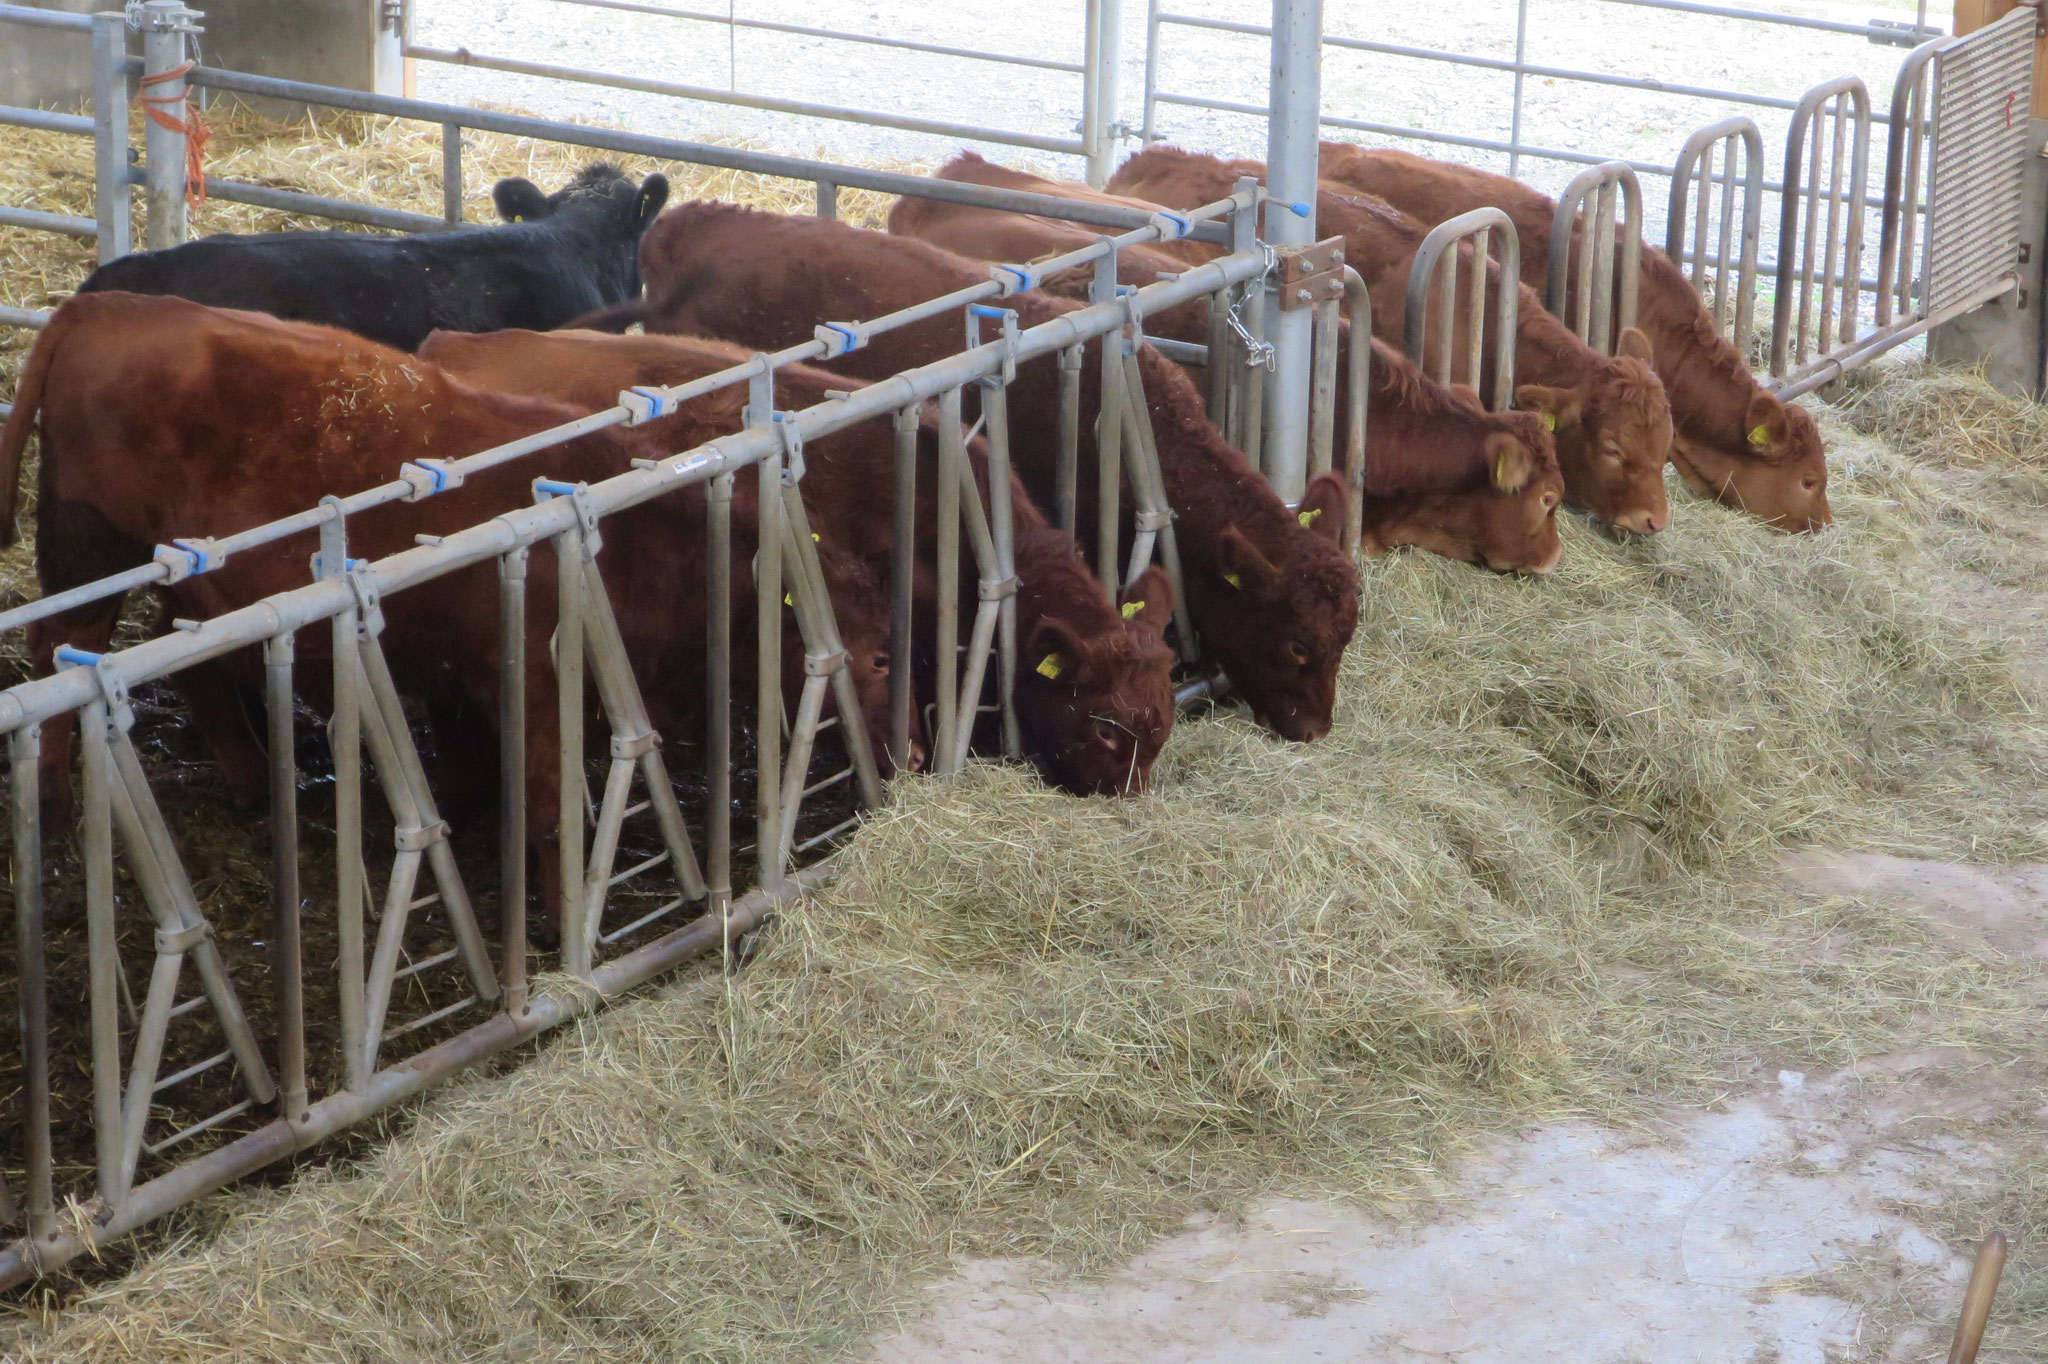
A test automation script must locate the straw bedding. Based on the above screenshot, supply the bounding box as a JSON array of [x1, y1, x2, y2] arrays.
[[1, 112, 2047, 1360]]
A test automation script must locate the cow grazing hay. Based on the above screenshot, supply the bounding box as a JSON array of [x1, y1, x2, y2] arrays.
[[9, 376, 2048, 1361]]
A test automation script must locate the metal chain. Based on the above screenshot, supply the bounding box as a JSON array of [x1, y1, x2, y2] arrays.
[[1225, 246, 1280, 372]]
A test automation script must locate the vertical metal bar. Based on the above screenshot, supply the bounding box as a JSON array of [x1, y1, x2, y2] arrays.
[[81, 699, 123, 1206], [1820, 95, 1849, 354], [1735, 127, 1762, 349], [1118, 350, 1198, 660], [1796, 101, 1825, 365], [1691, 146, 1713, 296], [1842, 91, 1869, 349], [779, 486, 884, 807], [1493, 227, 1521, 412], [815, 180, 838, 220], [441, 122, 463, 225], [1588, 181, 1617, 352], [1509, 0, 1529, 178], [321, 512, 367, 1092], [1464, 231, 1487, 397], [1261, 0, 1323, 503], [554, 518, 588, 974], [706, 472, 733, 916], [140, 1, 190, 250], [1341, 268, 1370, 556], [11, 726, 52, 1239], [751, 373, 785, 898], [1085, 0, 1123, 187], [1432, 247, 1456, 386], [1205, 283, 1232, 426], [1083, 0, 1107, 186], [1714, 140, 1737, 331], [264, 633, 307, 1122], [1227, 177, 1262, 455], [498, 548, 529, 1016], [934, 386, 965, 774], [1056, 346, 1083, 534], [980, 378, 1024, 761], [887, 407, 919, 771], [1241, 276, 1266, 470], [1141, 0, 1163, 145], [1092, 255, 1125, 587], [1309, 297, 1339, 478], [90, 11, 132, 263]]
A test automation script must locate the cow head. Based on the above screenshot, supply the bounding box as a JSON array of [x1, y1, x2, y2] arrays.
[[817, 544, 924, 778], [493, 163, 671, 301], [1015, 566, 1177, 796], [1194, 474, 1360, 743], [1366, 418, 1565, 575], [1514, 327, 1672, 536], [1669, 392, 1831, 532]]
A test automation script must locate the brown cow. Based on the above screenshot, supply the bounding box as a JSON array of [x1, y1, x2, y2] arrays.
[[0, 292, 904, 939], [887, 155, 1564, 573], [418, 326, 1179, 795], [1106, 147, 1671, 536], [622, 202, 1364, 742], [1315, 142, 1831, 531]]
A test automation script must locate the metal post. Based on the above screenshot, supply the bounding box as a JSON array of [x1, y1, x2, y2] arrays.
[[933, 386, 965, 773], [264, 633, 308, 1123], [442, 122, 463, 225], [90, 11, 132, 264], [139, 1, 197, 251], [498, 548, 529, 1015], [1141, 0, 1163, 144], [1091, 252, 1125, 587], [706, 472, 734, 916], [1509, 0, 1529, 178], [318, 509, 368, 1093], [888, 406, 919, 771], [554, 514, 588, 974], [1264, 0, 1321, 506], [81, 698, 123, 1207], [10, 726, 52, 1240], [815, 179, 838, 219], [1084, 0, 1124, 186], [748, 369, 785, 898]]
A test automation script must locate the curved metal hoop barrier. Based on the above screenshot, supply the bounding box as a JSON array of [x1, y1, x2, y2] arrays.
[[1405, 207, 1521, 412], [1667, 117, 1764, 349], [1547, 161, 1641, 355]]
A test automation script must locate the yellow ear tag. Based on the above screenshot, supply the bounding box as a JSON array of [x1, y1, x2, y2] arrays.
[[1121, 599, 1145, 619], [1297, 507, 1322, 528], [783, 593, 793, 606], [1223, 572, 1243, 589], [1748, 424, 1771, 448], [1036, 653, 1065, 679], [1538, 410, 1556, 432], [811, 532, 820, 542], [512, 214, 524, 223]]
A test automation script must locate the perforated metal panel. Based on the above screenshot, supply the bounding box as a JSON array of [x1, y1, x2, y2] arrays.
[[1924, 7, 2035, 316]]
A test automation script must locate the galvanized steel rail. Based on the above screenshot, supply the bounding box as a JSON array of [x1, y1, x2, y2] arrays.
[[1405, 207, 1520, 413]]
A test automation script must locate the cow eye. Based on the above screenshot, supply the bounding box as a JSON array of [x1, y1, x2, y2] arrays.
[[1092, 719, 1121, 746], [870, 652, 890, 673], [1286, 640, 1310, 666], [1801, 477, 1820, 492], [1542, 491, 1560, 510]]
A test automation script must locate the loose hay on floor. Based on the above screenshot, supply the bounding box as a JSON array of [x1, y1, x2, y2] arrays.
[[7, 381, 2047, 1361]]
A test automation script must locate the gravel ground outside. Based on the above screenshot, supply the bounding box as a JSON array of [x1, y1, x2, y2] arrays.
[[412, 0, 1954, 246]]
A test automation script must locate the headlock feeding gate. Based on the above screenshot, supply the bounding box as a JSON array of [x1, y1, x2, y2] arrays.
[[0, 0, 2036, 1284]]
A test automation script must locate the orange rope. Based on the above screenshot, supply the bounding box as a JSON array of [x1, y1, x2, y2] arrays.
[[138, 60, 210, 208]]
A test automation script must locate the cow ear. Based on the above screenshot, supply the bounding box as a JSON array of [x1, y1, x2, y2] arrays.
[[1296, 473, 1346, 544], [635, 174, 671, 230], [493, 177, 548, 224], [1025, 616, 1085, 683], [1117, 565, 1175, 633], [1617, 326, 1654, 363], [1216, 525, 1280, 593], [1513, 383, 1582, 432], [1484, 432, 1536, 492], [1743, 391, 1787, 453]]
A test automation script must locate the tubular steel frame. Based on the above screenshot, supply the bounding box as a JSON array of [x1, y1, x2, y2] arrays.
[[1667, 116, 1764, 349], [1770, 75, 1873, 379], [0, 177, 1317, 1285], [1547, 162, 1642, 356], [1405, 207, 1520, 413]]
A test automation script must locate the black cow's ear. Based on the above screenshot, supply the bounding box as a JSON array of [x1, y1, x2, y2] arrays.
[[635, 174, 671, 229], [493, 177, 548, 224]]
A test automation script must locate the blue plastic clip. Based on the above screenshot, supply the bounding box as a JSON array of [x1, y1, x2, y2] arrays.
[[989, 262, 1041, 297], [53, 645, 101, 668], [814, 321, 865, 358], [618, 386, 675, 425], [1288, 201, 1312, 218], [1148, 209, 1193, 240], [398, 459, 458, 500], [534, 478, 579, 499], [151, 537, 216, 583], [968, 303, 1009, 319]]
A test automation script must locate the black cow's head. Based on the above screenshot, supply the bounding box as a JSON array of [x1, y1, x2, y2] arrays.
[[492, 163, 670, 301]]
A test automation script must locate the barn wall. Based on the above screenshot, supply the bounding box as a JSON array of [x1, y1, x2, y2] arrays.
[[0, 0, 398, 112]]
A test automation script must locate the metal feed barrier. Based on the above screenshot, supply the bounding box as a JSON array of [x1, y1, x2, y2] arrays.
[[1547, 162, 1641, 357], [1141, 0, 2041, 398], [1404, 207, 1520, 413], [0, 72, 1369, 1270]]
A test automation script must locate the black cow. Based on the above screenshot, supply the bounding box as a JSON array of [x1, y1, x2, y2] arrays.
[[74, 163, 670, 351]]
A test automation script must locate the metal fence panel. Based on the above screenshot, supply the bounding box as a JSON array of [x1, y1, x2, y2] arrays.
[[1923, 7, 2034, 316]]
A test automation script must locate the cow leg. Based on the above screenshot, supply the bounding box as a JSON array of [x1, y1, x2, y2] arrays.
[[164, 658, 271, 808]]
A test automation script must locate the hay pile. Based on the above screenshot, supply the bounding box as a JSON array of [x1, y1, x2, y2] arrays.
[[4, 376, 2045, 1360]]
